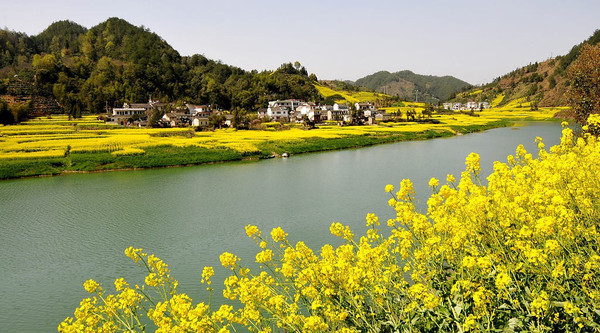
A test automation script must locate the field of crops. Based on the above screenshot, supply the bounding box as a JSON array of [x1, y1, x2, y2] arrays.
[[0, 109, 559, 179], [314, 84, 389, 104]]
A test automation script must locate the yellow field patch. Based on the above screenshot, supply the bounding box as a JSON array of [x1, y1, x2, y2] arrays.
[[0, 110, 560, 160], [314, 84, 389, 104]]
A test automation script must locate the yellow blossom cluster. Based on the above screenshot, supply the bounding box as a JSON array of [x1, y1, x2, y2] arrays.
[[59, 247, 237, 332], [62, 119, 600, 332]]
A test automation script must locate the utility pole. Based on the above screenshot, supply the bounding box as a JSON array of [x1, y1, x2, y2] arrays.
[[415, 89, 419, 103]]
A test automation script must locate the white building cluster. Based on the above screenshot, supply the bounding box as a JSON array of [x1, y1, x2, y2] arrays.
[[259, 99, 385, 124], [442, 101, 490, 111]]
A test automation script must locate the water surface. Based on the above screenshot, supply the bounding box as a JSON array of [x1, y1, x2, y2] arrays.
[[0, 121, 561, 332]]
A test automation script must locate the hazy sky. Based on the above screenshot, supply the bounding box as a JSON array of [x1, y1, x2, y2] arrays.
[[2, 0, 599, 85]]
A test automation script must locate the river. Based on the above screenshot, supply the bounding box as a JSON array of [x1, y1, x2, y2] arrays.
[[0, 121, 562, 332]]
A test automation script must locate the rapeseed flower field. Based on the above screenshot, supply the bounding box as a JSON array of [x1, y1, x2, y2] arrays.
[[0, 109, 557, 179], [59, 118, 600, 332], [314, 84, 388, 104]]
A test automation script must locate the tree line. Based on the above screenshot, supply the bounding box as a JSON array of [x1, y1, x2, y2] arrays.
[[0, 18, 321, 121]]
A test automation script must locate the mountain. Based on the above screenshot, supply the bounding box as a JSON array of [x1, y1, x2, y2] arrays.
[[354, 70, 471, 103], [34, 20, 87, 54], [0, 18, 320, 120], [450, 29, 600, 108]]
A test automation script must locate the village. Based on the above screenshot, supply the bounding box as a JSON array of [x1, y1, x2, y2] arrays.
[[105, 98, 492, 128], [442, 101, 490, 111]]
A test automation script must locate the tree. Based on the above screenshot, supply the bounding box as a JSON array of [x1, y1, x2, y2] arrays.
[[406, 109, 416, 121], [567, 44, 600, 123], [301, 115, 316, 129], [0, 100, 14, 124], [147, 108, 165, 127], [350, 106, 365, 125], [231, 108, 248, 129], [422, 105, 434, 118], [209, 113, 226, 129]]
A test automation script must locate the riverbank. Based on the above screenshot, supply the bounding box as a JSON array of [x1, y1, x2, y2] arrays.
[[0, 108, 563, 180]]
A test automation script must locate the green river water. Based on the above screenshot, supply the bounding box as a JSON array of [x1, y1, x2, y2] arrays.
[[0, 121, 562, 332]]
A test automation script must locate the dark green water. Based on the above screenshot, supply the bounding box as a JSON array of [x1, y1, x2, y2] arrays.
[[0, 122, 561, 332]]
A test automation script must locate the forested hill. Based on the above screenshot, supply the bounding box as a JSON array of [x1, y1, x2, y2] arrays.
[[449, 29, 600, 108], [0, 17, 320, 116], [354, 70, 471, 104]]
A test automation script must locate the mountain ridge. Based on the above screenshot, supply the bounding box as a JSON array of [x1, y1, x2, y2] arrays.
[[353, 70, 471, 104]]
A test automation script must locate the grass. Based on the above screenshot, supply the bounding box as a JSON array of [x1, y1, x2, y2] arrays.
[[0, 109, 561, 179]]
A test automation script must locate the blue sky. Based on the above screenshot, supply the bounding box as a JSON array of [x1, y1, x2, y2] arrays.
[[1, 0, 599, 84]]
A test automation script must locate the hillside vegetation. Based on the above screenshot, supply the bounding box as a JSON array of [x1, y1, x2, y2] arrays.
[[451, 29, 600, 109], [354, 70, 471, 103], [314, 81, 391, 105], [0, 18, 320, 120]]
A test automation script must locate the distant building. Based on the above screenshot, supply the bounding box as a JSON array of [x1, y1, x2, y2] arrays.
[[330, 103, 351, 122], [267, 106, 291, 121], [108, 104, 149, 126], [108, 99, 167, 126], [375, 112, 392, 122], [355, 102, 378, 117], [161, 112, 190, 127], [186, 104, 212, 117], [224, 114, 234, 127], [268, 99, 304, 111], [257, 108, 269, 118], [445, 101, 489, 111], [264, 99, 305, 122], [466, 101, 478, 110], [295, 102, 321, 122], [192, 116, 210, 127]]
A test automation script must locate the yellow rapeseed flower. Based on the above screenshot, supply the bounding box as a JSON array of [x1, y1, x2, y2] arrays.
[[83, 279, 100, 294], [270, 227, 287, 242], [220, 252, 238, 269], [428, 177, 440, 188], [465, 152, 481, 174], [201, 266, 214, 285], [245, 224, 261, 239]]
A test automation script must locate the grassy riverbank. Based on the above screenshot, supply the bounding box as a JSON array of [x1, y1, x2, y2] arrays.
[[0, 108, 562, 179]]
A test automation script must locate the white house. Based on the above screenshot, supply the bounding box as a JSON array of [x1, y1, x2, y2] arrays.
[[355, 102, 376, 112], [107, 99, 167, 126], [111, 104, 147, 117], [267, 106, 291, 121], [355, 102, 378, 117], [186, 104, 212, 117], [295, 102, 316, 116], [331, 103, 351, 122], [295, 102, 322, 121], [192, 117, 210, 127], [466, 101, 478, 110], [268, 99, 304, 111], [452, 103, 464, 111], [108, 103, 149, 126]]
